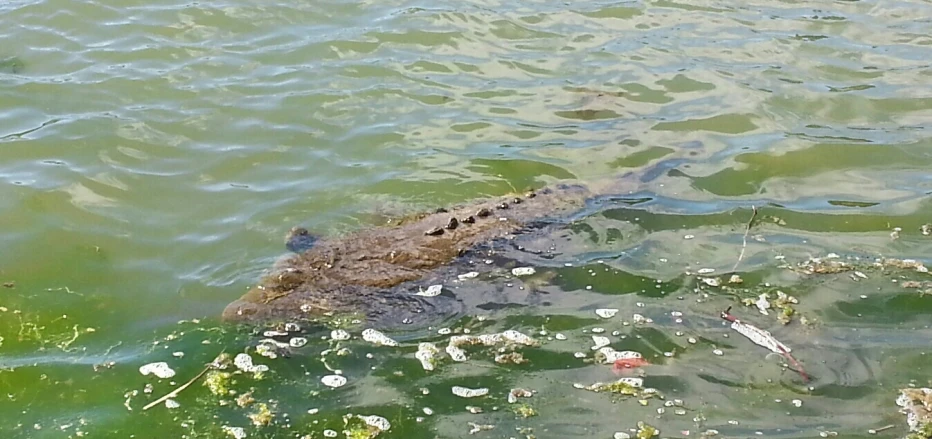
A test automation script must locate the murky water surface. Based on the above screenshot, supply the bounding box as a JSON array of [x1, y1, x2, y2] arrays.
[[1, 0, 931, 438]]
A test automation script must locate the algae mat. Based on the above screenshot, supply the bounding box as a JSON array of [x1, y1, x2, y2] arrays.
[[1, 0, 931, 438]]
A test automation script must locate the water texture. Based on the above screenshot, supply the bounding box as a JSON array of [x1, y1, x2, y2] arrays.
[[1, 0, 931, 437]]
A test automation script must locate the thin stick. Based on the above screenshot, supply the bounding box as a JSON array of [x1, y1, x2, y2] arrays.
[[142, 365, 211, 411], [732, 206, 758, 272]]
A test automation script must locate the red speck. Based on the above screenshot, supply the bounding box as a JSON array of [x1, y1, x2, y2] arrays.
[[612, 357, 650, 375]]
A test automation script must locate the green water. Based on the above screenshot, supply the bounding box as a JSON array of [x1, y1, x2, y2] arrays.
[[2, 0, 932, 437]]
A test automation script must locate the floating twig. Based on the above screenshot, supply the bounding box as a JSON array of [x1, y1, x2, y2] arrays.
[[720, 306, 810, 382], [142, 365, 211, 411], [867, 424, 894, 434], [732, 206, 758, 272]]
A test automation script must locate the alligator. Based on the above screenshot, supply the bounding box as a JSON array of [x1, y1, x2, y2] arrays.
[[221, 171, 656, 330]]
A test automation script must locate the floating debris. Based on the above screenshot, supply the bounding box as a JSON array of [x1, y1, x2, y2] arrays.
[[606, 351, 649, 373], [494, 352, 527, 364], [512, 403, 537, 418], [415, 343, 440, 371], [248, 403, 274, 427], [882, 258, 929, 273], [591, 335, 611, 350], [922, 224, 932, 236], [743, 291, 798, 325], [330, 329, 351, 341], [361, 329, 398, 347], [357, 414, 391, 433], [452, 386, 489, 398], [416, 284, 443, 297], [508, 388, 534, 404], [289, 337, 307, 348], [697, 268, 715, 274], [897, 388, 932, 436], [701, 277, 721, 287], [139, 362, 176, 379], [446, 345, 468, 362], [164, 399, 180, 409], [721, 307, 809, 382], [632, 314, 652, 324], [255, 339, 286, 359], [579, 377, 644, 396], [501, 330, 537, 345], [596, 308, 619, 319], [233, 354, 269, 374], [595, 347, 644, 364], [512, 267, 536, 276], [444, 330, 538, 362], [754, 294, 771, 315], [468, 422, 494, 434], [797, 256, 851, 274], [321, 375, 347, 388], [222, 426, 247, 439], [458, 271, 480, 280]]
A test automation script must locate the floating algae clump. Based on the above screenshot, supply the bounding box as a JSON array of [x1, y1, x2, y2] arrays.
[[512, 403, 537, 418], [248, 402, 275, 427], [580, 378, 644, 396], [203, 371, 233, 396], [636, 421, 659, 439]]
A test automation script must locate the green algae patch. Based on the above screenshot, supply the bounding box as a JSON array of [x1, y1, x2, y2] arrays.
[[203, 371, 234, 396]]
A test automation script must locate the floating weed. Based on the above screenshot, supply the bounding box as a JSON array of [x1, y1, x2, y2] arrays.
[[203, 371, 233, 396]]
